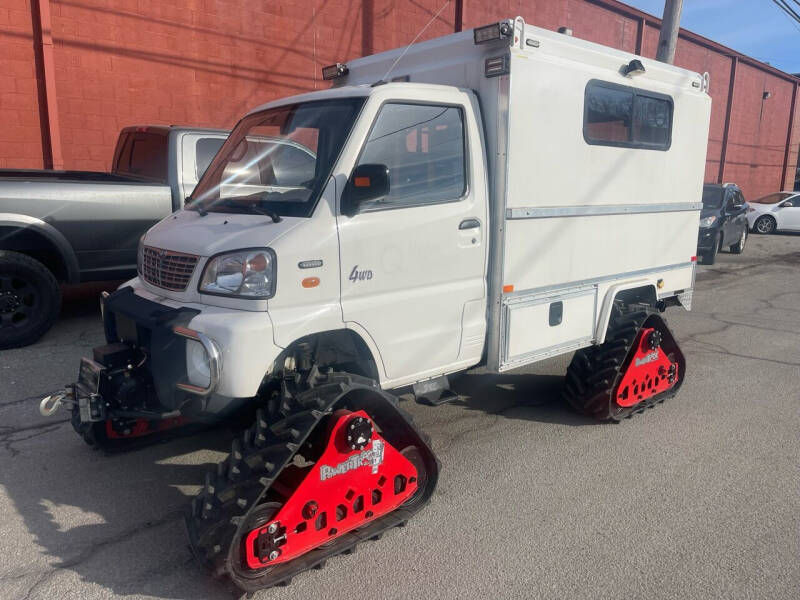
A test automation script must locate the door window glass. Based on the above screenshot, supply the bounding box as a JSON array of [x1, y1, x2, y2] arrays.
[[355, 103, 466, 209]]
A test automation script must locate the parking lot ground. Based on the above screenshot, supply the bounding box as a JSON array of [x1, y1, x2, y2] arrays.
[[1, 233, 799, 600]]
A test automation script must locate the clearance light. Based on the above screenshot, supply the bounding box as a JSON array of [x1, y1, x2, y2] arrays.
[[474, 22, 512, 45], [485, 55, 510, 78], [502, 284, 514, 293], [322, 63, 349, 80]]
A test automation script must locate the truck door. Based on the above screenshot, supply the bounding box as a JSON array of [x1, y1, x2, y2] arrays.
[[336, 94, 487, 383]]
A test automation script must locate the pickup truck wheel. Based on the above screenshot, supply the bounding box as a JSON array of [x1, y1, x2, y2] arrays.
[[0, 251, 62, 349]]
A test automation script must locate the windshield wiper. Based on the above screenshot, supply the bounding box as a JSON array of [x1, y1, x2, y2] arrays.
[[211, 195, 283, 222], [185, 195, 208, 217]]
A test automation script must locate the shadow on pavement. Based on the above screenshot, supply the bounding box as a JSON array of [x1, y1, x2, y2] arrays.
[[449, 370, 596, 427]]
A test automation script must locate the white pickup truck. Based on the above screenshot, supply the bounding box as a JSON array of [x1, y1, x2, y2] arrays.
[[42, 18, 710, 594]]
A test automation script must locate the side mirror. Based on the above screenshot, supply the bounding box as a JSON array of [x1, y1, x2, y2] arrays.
[[780, 201, 793, 208], [341, 164, 390, 216]]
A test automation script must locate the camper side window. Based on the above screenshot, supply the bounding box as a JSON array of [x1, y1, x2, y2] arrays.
[[584, 80, 672, 150], [355, 103, 466, 210]]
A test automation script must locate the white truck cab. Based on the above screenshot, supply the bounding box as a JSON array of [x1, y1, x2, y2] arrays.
[[46, 18, 711, 593]]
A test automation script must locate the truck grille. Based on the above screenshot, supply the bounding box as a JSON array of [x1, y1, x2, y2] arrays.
[[140, 246, 199, 291]]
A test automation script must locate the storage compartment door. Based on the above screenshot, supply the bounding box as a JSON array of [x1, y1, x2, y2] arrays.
[[502, 288, 596, 370]]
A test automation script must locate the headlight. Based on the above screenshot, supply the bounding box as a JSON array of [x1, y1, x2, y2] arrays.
[[699, 216, 717, 228], [199, 248, 276, 298], [186, 338, 213, 388]]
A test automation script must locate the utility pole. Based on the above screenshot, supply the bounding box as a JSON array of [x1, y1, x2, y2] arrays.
[[656, 0, 683, 64]]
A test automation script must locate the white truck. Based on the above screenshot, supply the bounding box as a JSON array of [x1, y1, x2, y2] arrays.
[[41, 18, 710, 593]]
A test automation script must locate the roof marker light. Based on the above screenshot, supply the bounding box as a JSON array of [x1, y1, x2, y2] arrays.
[[322, 63, 349, 80], [474, 22, 512, 45]]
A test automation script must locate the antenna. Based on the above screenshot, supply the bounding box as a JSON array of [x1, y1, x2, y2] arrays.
[[379, 0, 451, 84]]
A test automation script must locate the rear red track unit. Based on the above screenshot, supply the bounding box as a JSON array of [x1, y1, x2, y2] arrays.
[[615, 327, 678, 407]]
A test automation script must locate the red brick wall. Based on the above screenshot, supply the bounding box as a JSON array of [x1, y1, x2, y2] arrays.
[[0, 0, 46, 169], [1, 0, 797, 197], [46, 0, 455, 171]]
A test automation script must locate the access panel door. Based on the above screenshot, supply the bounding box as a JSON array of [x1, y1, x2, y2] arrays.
[[337, 101, 486, 383]]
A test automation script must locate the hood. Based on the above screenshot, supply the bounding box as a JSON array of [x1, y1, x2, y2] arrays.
[[747, 202, 773, 214], [700, 206, 720, 219], [143, 209, 304, 257]]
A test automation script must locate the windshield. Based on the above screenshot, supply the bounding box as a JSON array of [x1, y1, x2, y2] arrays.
[[702, 186, 724, 209], [189, 98, 365, 217], [750, 192, 793, 205]]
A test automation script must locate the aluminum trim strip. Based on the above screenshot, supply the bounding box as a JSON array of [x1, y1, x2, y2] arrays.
[[506, 202, 702, 220], [503, 261, 695, 302]]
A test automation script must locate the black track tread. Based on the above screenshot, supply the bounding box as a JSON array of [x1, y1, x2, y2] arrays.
[[185, 372, 438, 594], [563, 306, 680, 422]]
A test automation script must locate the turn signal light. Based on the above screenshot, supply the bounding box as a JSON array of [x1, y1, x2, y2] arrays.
[[302, 277, 320, 288]]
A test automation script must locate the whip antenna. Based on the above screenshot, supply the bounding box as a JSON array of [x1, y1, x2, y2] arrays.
[[379, 0, 451, 83]]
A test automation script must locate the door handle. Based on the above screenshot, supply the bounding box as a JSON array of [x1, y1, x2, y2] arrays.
[[459, 218, 480, 230]]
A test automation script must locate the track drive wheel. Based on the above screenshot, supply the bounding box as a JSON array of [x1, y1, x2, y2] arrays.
[[563, 305, 686, 421]]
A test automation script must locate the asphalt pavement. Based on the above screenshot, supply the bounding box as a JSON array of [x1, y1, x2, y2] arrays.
[[1, 232, 799, 600]]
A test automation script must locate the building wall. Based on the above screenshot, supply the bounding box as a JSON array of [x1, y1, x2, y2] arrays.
[[0, 0, 47, 169], [1, 0, 798, 198]]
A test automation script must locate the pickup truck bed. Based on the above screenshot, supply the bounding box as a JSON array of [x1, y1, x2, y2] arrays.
[[0, 125, 231, 349]]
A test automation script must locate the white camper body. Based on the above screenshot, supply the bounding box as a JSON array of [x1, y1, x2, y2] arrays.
[[123, 18, 710, 396], [340, 17, 710, 374]]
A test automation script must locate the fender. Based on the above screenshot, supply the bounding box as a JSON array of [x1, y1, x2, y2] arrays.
[[0, 213, 81, 283], [595, 280, 657, 345]]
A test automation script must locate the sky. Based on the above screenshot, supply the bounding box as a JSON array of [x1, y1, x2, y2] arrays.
[[623, 0, 800, 74]]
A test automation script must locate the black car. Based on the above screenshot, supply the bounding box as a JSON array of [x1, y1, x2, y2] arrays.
[[697, 183, 749, 264]]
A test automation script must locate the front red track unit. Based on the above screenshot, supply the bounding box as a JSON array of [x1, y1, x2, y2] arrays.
[[615, 327, 679, 407], [244, 410, 418, 569]]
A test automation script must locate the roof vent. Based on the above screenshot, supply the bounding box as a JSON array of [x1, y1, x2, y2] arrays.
[[557, 26, 573, 36]]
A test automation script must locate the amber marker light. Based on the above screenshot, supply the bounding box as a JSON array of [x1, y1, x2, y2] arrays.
[[302, 277, 320, 288]]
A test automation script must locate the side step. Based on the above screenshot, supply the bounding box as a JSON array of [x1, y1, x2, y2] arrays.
[[412, 375, 459, 406]]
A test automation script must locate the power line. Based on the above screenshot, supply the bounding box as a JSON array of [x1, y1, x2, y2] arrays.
[[772, 0, 800, 22], [769, 0, 800, 35]]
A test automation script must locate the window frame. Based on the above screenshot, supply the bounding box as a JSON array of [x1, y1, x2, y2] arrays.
[[583, 79, 674, 151], [347, 99, 470, 214]]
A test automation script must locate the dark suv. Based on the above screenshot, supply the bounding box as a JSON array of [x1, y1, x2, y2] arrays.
[[697, 183, 749, 264]]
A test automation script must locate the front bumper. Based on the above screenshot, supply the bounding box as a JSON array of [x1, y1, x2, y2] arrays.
[[697, 227, 718, 252], [104, 284, 282, 401]]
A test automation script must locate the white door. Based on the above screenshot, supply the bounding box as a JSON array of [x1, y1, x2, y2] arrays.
[[778, 196, 800, 230], [336, 98, 487, 384]]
